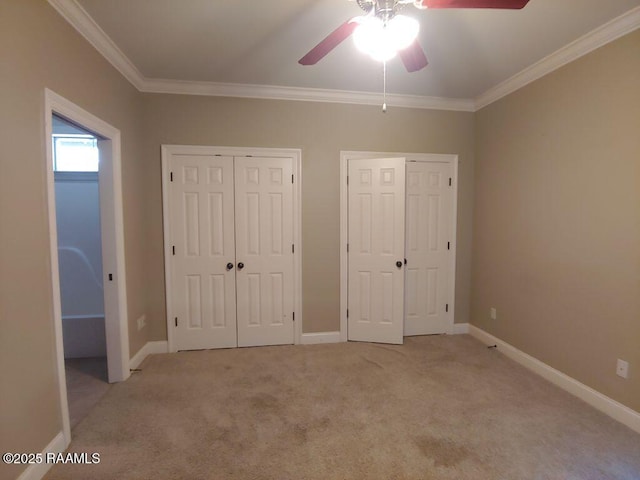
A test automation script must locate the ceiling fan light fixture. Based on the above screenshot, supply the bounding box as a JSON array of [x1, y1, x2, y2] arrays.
[[353, 14, 419, 62]]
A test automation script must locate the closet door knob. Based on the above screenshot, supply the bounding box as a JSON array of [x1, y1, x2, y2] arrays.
[[237, 262, 244, 270], [396, 261, 403, 268], [226, 263, 234, 270]]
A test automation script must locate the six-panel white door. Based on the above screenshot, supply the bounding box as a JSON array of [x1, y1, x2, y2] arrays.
[[235, 157, 294, 347], [170, 154, 237, 350], [348, 158, 406, 344], [404, 161, 453, 335]]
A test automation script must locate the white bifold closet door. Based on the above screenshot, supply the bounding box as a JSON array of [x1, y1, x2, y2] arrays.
[[348, 158, 406, 345], [169, 154, 293, 351], [171, 154, 237, 350], [234, 157, 294, 347], [404, 161, 453, 336]]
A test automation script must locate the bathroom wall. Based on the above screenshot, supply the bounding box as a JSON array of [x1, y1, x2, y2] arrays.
[[54, 172, 106, 358]]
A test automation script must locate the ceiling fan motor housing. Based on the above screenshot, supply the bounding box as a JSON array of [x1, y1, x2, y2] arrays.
[[357, 0, 405, 21]]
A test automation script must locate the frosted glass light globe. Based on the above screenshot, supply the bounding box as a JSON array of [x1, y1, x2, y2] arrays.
[[353, 15, 419, 62], [354, 17, 396, 61], [387, 15, 419, 51]]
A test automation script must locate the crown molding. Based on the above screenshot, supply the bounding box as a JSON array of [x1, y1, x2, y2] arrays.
[[475, 6, 640, 110], [141, 78, 476, 111], [47, 0, 146, 90], [49, 0, 639, 113]]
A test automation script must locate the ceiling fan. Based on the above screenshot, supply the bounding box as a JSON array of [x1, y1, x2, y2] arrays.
[[299, 0, 531, 73]]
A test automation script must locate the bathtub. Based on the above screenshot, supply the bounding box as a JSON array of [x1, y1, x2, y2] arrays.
[[62, 314, 107, 358]]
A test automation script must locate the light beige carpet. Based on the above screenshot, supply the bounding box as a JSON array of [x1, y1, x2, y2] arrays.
[[46, 335, 640, 479]]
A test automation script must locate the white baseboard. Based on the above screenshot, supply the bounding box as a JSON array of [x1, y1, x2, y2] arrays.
[[16, 431, 67, 480], [451, 323, 469, 335], [129, 341, 169, 370], [468, 324, 640, 434], [300, 331, 342, 345]]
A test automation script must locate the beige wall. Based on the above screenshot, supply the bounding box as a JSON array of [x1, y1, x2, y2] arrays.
[[0, 2, 149, 478], [472, 30, 640, 412], [140, 95, 475, 338]]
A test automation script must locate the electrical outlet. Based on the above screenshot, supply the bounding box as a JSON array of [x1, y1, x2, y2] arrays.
[[616, 359, 629, 379], [137, 314, 146, 331], [490, 307, 497, 320]]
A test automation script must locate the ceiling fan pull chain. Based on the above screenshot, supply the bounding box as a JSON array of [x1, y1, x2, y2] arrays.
[[382, 60, 387, 113]]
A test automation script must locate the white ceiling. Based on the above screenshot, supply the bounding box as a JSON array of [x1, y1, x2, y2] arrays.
[[60, 0, 640, 108]]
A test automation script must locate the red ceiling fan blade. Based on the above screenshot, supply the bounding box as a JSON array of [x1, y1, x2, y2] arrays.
[[298, 19, 360, 65], [420, 0, 529, 8], [398, 40, 428, 72]]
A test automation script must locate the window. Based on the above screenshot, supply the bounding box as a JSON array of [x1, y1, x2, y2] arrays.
[[53, 134, 99, 172]]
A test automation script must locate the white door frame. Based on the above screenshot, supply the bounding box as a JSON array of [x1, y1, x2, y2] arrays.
[[44, 88, 130, 444], [161, 145, 303, 351], [340, 151, 459, 342]]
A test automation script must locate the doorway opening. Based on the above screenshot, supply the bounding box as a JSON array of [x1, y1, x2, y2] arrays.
[[52, 115, 110, 428], [44, 89, 129, 445]]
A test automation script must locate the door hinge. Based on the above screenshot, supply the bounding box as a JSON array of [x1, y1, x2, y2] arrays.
[[108, 273, 113, 281], [449, 177, 452, 186], [292, 244, 295, 254], [446, 304, 449, 313], [447, 242, 450, 250], [292, 174, 294, 184], [292, 312, 295, 321], [170, 172, 173, 182], [172, 246, 175, 255], [347, 309, 349, 318], [175, 317, 178, 327], [347, 243, 349, 252], [346, 176, 349, 185]]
